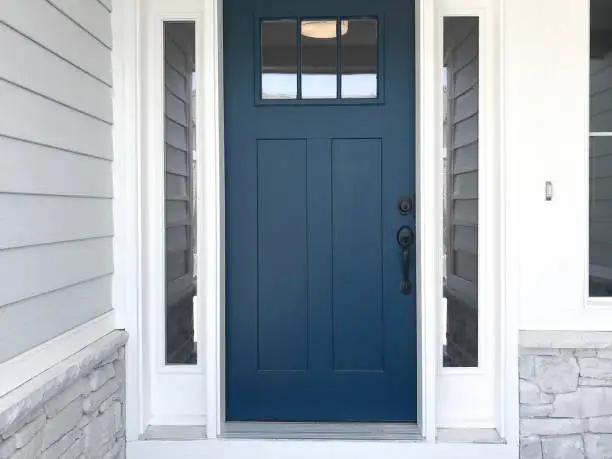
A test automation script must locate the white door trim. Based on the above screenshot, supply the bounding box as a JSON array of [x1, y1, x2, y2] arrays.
[[435, 3, 499, 429], [111, 0, 518, 448], [202, 0, 439, 438]]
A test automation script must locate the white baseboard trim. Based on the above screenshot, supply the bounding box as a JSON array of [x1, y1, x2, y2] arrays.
[[0, 311, 116, 397], [127, 438, 517, 459]]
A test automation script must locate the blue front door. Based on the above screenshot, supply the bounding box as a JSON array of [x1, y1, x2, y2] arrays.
[[224, 0, 416, 422]]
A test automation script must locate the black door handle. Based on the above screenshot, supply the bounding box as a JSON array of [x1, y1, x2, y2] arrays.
[[397, 226, 414, 295]]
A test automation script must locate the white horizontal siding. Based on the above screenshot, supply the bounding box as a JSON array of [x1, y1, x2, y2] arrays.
[[1, 0, 112, 85], [0, 23, 113, 122], [0, 195, 113, 249], [0, 81, 112, 159], [0, 237, 113, 307], [0, 276, 112, 362], [97, 0, 112, 12], [47, 0, 112, 48], [0, 0, 114, 363], [0, 137, 112, 198]]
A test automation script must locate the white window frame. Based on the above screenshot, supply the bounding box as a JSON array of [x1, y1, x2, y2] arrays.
[[112, 0, 518, 448], [434, 0, 502, 430]]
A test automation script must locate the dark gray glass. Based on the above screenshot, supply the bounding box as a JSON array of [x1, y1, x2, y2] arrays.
[[301, 20, 338, 99], [164, 22, 197, 364], [589, 0, 612, 296], [341, 19, 377, 99], [442, 17, 479, 368], [261, 20, 298, 100]]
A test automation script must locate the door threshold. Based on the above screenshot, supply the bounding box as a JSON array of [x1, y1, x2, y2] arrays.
[[222, 422, 422, 441]]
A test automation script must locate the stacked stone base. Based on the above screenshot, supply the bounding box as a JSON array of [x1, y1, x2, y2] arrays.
[[0, 331, 127, 459], [520, 332, 612, 459]]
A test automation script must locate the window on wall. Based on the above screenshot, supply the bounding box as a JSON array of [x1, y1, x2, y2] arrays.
[[442, 17, 479, 367], [260, 18, 379, 101], [590, 0, 612, 297]]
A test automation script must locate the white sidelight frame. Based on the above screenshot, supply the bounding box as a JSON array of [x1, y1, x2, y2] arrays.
[[112, 0, 518, 454], [143, 5, 207, 426], [434, 0, 501, 429]]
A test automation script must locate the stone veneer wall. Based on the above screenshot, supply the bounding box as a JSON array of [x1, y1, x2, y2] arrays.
[[520, 331, 612, 459], [0, 331, 128, 459]]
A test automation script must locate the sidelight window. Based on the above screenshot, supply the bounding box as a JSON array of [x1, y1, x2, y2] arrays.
[[442, 17, 479, 368], [260, 18, 379, 101], [589, 0, 612, 297], [163, 22, 198, 364]]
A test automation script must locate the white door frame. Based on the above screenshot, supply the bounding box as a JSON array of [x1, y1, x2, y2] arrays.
[[201, 0, 439, 437], [111, 0, 518, 448]]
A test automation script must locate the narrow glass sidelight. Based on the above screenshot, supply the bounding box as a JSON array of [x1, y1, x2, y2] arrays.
[[589, 0, 612, 297], [442, 17, 479, 368], [163, 22, 197, 364], [261, 20, 298, 100]]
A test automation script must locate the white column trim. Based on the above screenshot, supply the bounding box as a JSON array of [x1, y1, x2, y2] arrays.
[[202, 0, 225, 439], [416, 0, 438, 442], [112, 0, 147, 440]]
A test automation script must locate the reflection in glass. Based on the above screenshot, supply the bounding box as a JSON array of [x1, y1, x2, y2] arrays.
[[341, 19, 377, 99], [589, 0, 612, 296], [164, 22, 197, 364], [261, 20, 298, 100], [301, 20, 338, 99], [442, 17, 479, 368]]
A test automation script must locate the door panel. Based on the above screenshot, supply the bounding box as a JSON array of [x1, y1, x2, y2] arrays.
[[331, 139, 384, 372], [257, 139, 308, 371], [225, 0, 416, 422]]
